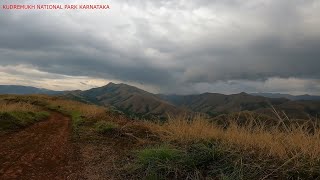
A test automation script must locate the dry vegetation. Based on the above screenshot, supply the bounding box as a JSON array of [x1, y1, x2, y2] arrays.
[[143, 110, 320, 179], [147, 115, 320, 160], [0, 95, 105, 117], [1, 95, 320, 179], [45, 98, 107, 120], [0, 96, 49, 130], [0, 102, 40, 112]]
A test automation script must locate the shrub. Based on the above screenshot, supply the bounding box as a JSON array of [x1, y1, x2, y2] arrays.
[[71, 111, 85, 129], [94, 121, 118, 134], [133, 144, 237, 179], [134, 145, 183, 179]]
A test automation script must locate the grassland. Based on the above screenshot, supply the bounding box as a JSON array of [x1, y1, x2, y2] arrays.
[[1, 94, 319, 179], [0, 95, 108, 129], [140, 111, 320, 179], [0, 100, 50, 130]]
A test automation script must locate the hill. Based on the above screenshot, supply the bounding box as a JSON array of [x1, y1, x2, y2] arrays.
[[251, 93, 320, 101], [0, 85, 59, 95], [63, 83, 186, 118], [64, 83, 320, 119], [159, 92, 289, 116]]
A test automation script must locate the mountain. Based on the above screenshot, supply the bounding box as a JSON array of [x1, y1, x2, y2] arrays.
[[61, 83, 320, 119], [1, 83, 319, 119], [0, 85, 59, 95], [64, 83, 186, 118], [159, 92, 289, 116], [251, 93, 320, 101]]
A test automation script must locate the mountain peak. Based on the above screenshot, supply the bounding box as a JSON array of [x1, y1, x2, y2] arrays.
[[106, 82, 116, 86], [105, 82, 130, 87], [101, 82, 122, 89]]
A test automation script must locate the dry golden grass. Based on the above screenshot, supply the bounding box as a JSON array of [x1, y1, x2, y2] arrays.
[[0, 102, 40, 112], [0, 95, 108, 120], [146, 114, 320, 163], [45, 99, 108, 120]]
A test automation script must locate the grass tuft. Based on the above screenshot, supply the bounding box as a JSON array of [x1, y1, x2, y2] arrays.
[[133, 144, 238, 179], [71, 111, 85, 131], [94, 121, 118, 134], [134, 145, 183, 179]]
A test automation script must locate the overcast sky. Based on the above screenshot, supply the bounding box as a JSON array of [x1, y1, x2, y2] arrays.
[[0, 0, 320, 95]]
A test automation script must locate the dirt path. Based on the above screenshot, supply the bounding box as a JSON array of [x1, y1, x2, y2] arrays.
[[0, 112, 80, 180]]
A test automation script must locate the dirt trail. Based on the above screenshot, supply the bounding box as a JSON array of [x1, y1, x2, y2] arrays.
[[0, 112, 80, 180]]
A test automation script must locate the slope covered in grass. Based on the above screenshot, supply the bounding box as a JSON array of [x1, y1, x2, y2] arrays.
[[0, 101, 49, 130], [142, 111, 320, 179], [1, 94, 319, 179]]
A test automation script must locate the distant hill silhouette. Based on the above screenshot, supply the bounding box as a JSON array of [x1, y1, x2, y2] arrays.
[[251, 93, 320, 101], [159, 92, 289, 116], [0, 85, 59, 95], [1, 83, 319, 119]]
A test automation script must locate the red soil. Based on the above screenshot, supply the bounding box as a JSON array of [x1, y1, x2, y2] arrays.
[[0, 112, 80, 180]]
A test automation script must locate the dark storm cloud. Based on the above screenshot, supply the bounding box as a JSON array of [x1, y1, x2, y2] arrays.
[[0, 0, 320, 93], [0, 12, 174, 85]]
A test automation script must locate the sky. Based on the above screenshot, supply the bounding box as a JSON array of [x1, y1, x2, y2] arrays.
[[0, 0, 320, 95]]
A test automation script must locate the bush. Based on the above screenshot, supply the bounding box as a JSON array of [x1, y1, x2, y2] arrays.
[[134, 145, 183, 179], [133, 144, 236, 179], [71, 111, 85, 129], [94, 121, 118, 134]]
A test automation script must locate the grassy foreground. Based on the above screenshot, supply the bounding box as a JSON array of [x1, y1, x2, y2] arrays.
[[141, 113, 320, 179], [0, 101, 49, 130], [1, 95, 319, 179]]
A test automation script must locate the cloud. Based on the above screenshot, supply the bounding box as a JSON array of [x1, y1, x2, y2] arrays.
[[0, 65, 111, 90], [0, 0, 319, 94]]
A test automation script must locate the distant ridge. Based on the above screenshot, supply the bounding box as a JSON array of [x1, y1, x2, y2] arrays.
[[251, 93, 320, 101], [158, 92, 289, 116], [64, 83, 320, 119], [0, 85, 59, 95], [1, 83, 319, 119]]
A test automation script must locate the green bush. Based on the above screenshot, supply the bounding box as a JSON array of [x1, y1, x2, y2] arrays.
[[71, 111, 84, 129], [135, 145, 183, 179], [133, 143, 239, 179], [94, 121, 118, 134]]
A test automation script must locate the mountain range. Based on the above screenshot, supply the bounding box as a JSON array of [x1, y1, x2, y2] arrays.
[[0, 83, 319, 119], [0, 85, 59, 95], [159, 93, 288, 116], [251, 93, 320, 101]]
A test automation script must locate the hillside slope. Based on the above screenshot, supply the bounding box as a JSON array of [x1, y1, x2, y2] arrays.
[[63, 83, 320, 119], [159, 92, 289, 116], [64, 83, 186, 118]]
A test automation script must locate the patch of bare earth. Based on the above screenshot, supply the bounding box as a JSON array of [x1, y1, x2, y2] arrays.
[[74, 122, 157, 180], [0, 112, 81, 180], [0, 111, 156, 180]]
